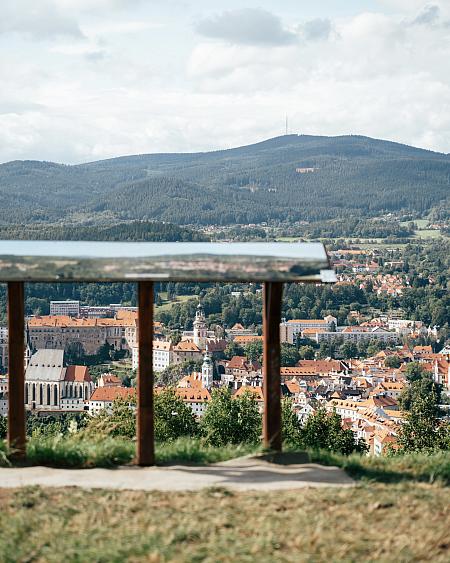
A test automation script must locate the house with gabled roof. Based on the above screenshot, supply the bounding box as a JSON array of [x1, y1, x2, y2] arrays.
[[172, 340, 203, 364], [88, 386, 135, 416]]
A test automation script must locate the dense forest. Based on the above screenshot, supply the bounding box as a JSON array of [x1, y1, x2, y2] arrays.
[[0, 221, 208, 242], [1, 134, 449, 226]]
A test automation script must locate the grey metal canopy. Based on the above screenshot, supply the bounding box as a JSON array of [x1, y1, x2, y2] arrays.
[[0, 240, 335, 282]]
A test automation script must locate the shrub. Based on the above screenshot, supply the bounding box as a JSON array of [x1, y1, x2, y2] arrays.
[[384, 355, 401, 368], [300, 408, 368, 455], [154, 388, 198, 442], [281, 398, 303, 446], [84, 390, 199, 443], [85, 397, 136, 439], [201, 388, 261, 447], [0, 416, 6, 440], [397, 362, 447, 453], [26, 412, 88, 438]]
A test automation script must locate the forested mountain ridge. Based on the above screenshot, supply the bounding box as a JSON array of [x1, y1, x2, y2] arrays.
[[0, 221, 208, 242], [1, 134, 449, 226]]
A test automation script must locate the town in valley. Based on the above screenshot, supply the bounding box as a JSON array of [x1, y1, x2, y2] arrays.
[[1, 236, 448, 457]]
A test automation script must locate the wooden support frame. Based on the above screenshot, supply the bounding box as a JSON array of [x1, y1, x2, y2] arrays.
[[4, 279, 285, 462], [137, 281, 155, 466], [7, 281, 26, 458], [263, 281, 283, 452]]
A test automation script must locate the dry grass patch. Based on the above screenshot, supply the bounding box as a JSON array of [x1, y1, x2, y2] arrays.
[[0, 483, 449, 562]]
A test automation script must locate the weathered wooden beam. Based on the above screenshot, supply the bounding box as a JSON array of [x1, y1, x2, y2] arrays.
[[0, 241, 333, 283], [7, 281, 26, 458], [137, 281, 155, 466], [263, 281, 283, 452]]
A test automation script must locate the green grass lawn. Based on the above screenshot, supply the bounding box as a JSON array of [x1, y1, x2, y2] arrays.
[[343, 240, 409, 250], [0, 437, 259, 469], [0, 482, 448, 562], [400, 219, 430, 229], [1, 438, 450, 561], [414, 229, 445, 239], [308, 449, 450, 485]]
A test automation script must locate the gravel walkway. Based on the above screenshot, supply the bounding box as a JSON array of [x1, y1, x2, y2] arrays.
[[0, 457, 354, 491]]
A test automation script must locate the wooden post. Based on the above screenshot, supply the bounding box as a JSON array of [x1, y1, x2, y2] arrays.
[[263, 281, 283, 452], [7, 282, 26, 458], [137, 281, 155, 465]]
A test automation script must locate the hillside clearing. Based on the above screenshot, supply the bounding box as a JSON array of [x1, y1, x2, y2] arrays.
[[155, 294, 194, 312]]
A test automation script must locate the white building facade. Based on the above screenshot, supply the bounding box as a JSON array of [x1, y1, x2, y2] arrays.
[[280, 316, 337, 344], [50, 300, 80, 317]]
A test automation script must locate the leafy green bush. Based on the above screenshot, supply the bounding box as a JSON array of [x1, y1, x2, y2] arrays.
[[0, 416, 6, 440], [84, 397, 137, 439], [26, 412, 88, 438], [84, 390, 199, 443], [0, 439, 10, 466], [282, 404, 368, 455], [154, 388, 199, 442], [384, 355, 401, 368], [201, 388, 261, 447], [281, 398, 303, 446], [397, 362, 449, 453]]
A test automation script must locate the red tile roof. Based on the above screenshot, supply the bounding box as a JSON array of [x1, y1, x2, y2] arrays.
[[89, 387, 135, 402], [174, 341, 201, 352], [226, 356, 260, 371], [64, 365, 92, 383], [234, 385, 264, 401], [174, 387, 211, 403], [296, 359, 344, 372], [234, 335, 263, 344]]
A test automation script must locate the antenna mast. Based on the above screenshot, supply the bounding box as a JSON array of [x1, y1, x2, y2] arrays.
[[285, 115, 288, 135]]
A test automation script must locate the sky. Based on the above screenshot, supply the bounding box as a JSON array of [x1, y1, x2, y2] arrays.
[[1, 0, 450, 163]]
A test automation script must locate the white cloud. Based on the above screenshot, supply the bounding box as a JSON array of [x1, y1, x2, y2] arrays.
[[1, 3, 450, 163], [82, 20, 163, 35], [378, 0, 450, 18], [0, 0, 150, 41], [50, 0, 144, 14], [299, 18, 333, 41], [412, 4, 440, 25], [0, 0, 83, 39], [195, 8, 297, 46]]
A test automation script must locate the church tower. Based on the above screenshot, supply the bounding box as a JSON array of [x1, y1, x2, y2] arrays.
[[201, 350, 214, 389], [24, 322, 33, 369], [193, 302, 207, 349]]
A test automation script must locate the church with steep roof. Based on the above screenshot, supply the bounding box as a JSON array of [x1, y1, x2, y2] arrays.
[[25, 349, 94, 412]]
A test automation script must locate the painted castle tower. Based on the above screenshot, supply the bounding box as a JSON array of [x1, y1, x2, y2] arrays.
[[193, 302, 207, 349], [201, 350, 214, 389]]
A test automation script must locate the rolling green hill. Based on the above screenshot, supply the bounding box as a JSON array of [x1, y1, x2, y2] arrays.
[[1, 134, 449, 225]]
